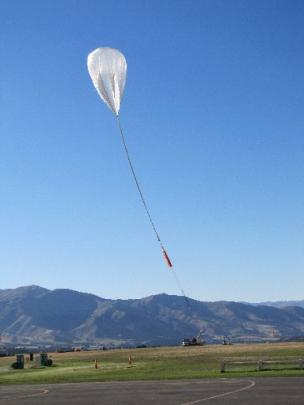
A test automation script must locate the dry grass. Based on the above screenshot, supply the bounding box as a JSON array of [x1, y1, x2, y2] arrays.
[[0, 341, 303, 385]]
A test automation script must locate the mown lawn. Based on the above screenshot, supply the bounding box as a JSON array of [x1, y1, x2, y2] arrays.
[[0, 342, 303, 385]]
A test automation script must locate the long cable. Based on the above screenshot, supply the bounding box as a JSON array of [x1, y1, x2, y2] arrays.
[[116, 115, 163, 247], [116, 115, 190, 304]]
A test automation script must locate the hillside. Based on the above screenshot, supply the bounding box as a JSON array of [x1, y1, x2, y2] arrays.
[[256, 300, 304, 309], [0, 286, 304, 346]]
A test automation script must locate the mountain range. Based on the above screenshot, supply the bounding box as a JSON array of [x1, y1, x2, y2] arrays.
[[253, 300, 304, 309], [0, 286, 304, 346]]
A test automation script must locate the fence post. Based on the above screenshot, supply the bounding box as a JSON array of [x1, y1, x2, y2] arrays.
[[220, 361, 226, 373], [299, 359, 304, 369], [257, 360, 264, 371]]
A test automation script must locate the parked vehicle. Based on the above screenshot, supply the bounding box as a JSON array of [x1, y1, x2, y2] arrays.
[[182, 330, 205, 346]]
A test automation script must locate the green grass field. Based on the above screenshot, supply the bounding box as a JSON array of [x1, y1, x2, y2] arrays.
[[0, 342, 303, 385]]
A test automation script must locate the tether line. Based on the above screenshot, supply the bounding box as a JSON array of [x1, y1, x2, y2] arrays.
[[116, 115, 164, 248], [115, 115, 191, 303]]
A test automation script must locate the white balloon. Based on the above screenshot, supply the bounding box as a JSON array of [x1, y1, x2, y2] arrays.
[[87, 47, 127, 115]]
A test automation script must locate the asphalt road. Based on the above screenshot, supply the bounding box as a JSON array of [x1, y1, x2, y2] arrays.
[[0, 378, 303, 404]]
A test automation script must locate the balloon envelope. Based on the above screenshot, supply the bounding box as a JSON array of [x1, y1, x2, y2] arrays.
[[87, 47, 127, 115]]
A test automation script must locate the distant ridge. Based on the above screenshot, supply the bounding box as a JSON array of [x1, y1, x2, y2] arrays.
[[254, 300, 304, 309], [0, 286, 303, 346]]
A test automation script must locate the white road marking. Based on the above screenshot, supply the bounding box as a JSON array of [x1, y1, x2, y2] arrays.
[[1, 388, 49, 401], [180, 379, 256, 404]]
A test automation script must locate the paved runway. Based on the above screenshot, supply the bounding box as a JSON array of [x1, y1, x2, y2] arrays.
[[0, 378, 303, 404]]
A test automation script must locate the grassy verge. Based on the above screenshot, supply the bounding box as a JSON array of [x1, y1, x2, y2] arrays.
[[0, 342, 303, 385]]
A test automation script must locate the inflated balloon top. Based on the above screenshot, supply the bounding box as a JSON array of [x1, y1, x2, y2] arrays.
[[87, 47, 127, 115]]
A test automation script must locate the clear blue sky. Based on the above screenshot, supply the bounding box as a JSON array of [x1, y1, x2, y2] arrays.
[[1, 0, 303, 302]]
